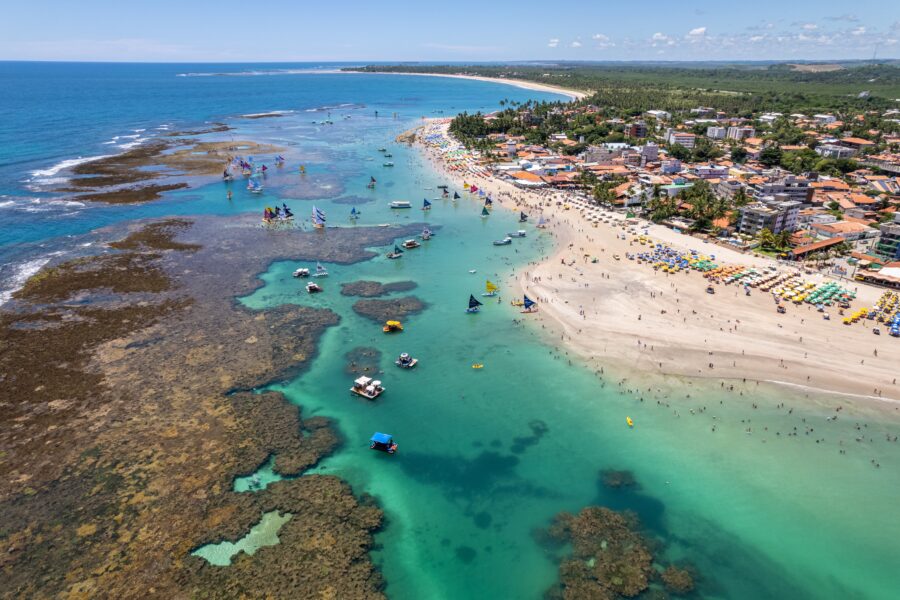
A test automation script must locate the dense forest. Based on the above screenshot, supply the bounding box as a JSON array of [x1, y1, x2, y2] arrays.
[[348, 63, 900, 113]]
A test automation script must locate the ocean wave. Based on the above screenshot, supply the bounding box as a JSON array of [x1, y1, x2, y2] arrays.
[[30, 154, 112, 179], [0, 196, 88, 213], [241, 110, 296, 118], [305, 103, 366, 113], [0, 255, 56, 306], [117, 137, 148, 149]]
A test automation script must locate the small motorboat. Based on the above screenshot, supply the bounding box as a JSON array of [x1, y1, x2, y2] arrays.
[[383, 162, 395, 167], [507, 230, 527, 238], [387, 245, 404, 259], [493, 237, 512, 246], [370, 432, 397, 454], [390, 200, 411, 209], [292, 267, 310, 278], [401, 239, 421, 249], [351, 376, 385, 400], [383, 320, 404, 333], [384, 153, 393, 158], [395, 352, 418, 368], [472, 363, 484, 369], [420, 227, 433, 241], [377, 147, 387, 152], [306, 282, 323, 294]]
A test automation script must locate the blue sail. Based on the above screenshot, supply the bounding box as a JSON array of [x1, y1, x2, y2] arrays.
[[468, 294, 482, 309], [523, 295, 536, 309], [423, 198, 432, 208]]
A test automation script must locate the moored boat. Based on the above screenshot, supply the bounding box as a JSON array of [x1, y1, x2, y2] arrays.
[[521, 295, 538, 313], [482, 280, 499, 297], [370, 432, 397, 453], [306, 282, 323, 293], [395, 352, 418, 368], [493, 237, 512, 246], [401, 239, 421, 249], [351, 376, 385, 400], [387, 245, 404, 259], [389, 200, 411, 209], [313, 262, 328, 277], [383, 320, 404, 333], [422, 198, 432, 211], [507, 230, 526, 238], [292, 267, 310, 278]]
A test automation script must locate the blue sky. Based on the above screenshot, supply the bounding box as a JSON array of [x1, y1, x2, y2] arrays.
[[0, 0, 897, 62]]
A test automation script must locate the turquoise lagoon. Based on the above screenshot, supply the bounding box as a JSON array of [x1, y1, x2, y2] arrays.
[[2, 63, 898, 598]]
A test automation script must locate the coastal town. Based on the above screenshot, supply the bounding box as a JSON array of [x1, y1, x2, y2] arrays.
[[413, 87, 900, 402]]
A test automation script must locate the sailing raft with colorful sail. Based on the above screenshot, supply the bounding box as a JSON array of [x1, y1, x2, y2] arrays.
[[312, 206, 326, 229], [521, 295, 538, 313], [466, 294, 483, 314], [481, 206, 490, 218], [350, 207, 360, 220], [422, 198, 432, 211], [482, 281, 499, 297]]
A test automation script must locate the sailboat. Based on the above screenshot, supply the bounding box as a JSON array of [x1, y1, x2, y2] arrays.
[[247, 178, 263, 193], [387, 245, 404, 259], [519, 212, 528, 223], [453, 192, 460, 200], [422, 198, 432, 211], [482, 281, 499, 297], [481, 206, 490, 218], [484, 196, 492, 207], [312, 206, 326, 229], [350, 207, 360, 220], [367, 176, 376, 189], [536, 215, 548, 229], [466, 294, 483, 314], [313, 262, 328, 277], [521, 295, 538, 313]]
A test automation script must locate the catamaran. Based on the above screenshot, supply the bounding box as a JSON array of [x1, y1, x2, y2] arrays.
[[312, 262, 328, 277], [312, 206, 326, 229], [420, 227, 432, 241], [401, 239, 421, 249], [466, 294, 483, 314], [389, 200, 411, 209], [482, 281, 500, 297], [292, 267, 310, 278], [387, 245, 404, 259], [422, 198, 432, 211]]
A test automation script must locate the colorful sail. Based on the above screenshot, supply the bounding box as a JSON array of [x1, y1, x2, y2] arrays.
[[519, 212, 528, 221], [423, 198, 432, 210], [350, 207, 359, 218], [481, 206, 490, 217], [468, 294, 483, 309], [523, 295, 536, 309], [312, 205, 326, 227], [486, 281, 499, 294]]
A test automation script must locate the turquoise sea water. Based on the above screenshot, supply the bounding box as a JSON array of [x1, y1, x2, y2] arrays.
[[3, 63, 900, 598]]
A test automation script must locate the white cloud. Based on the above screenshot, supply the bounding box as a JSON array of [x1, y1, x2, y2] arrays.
[[687, 27, 707, 37], [851, 26, 867, 36], [801, 23, 818, 30], [547, 38, 560, 48], [592, 33, 615, 49], [750, 35, 765, 42], [570, 40, 582, 48], [651, 32, 675, 47]]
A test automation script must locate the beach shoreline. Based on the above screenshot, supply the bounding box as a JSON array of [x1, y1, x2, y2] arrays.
[[413, 120, 900, 410], [344, 70, 589, 101]]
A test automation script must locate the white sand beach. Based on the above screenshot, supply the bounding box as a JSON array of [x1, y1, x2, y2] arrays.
[[415, 120, 900, 406]]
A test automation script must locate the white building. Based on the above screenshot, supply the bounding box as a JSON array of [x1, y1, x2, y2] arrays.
[[707, 126, 727, 139], [645, 110, 671, 121], [759, 112, 783, 124], [665, 129, 696, 149], [726, 126, 755, 141], [813, 114, 837, 125]]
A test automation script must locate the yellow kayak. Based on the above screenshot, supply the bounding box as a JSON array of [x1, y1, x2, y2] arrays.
[[472, 364, 484, 369], [626, 416, 634, 428]]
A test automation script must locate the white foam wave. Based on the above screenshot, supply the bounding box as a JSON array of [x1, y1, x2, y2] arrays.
[[241, 110, 295, 118], [117, 137, 148, 149], [30, 155, 112, 179], [0, 256, 53, 306]]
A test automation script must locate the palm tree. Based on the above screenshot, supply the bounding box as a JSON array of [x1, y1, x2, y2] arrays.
[[757, 228, 777, 250]]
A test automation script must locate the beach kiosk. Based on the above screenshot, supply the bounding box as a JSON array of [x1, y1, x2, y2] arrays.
[[370, 432, 397, 454]]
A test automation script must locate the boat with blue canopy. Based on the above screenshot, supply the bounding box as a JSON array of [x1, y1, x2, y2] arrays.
[[370, 432, 397, 454]]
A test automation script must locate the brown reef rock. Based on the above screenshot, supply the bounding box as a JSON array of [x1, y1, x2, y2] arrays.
[[340, 280, 418, 298], [1, 216, 423, 599], [352, 296, 426, 323]]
